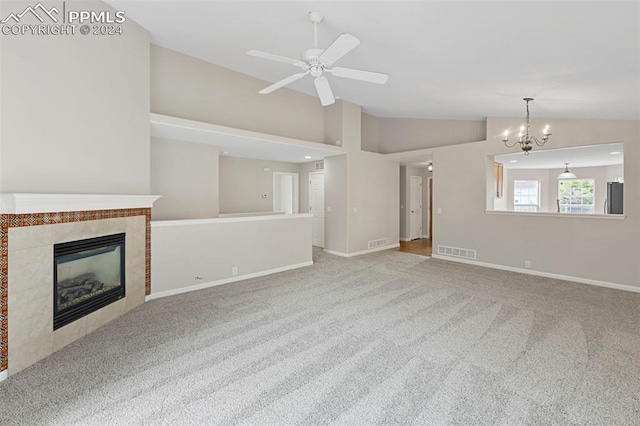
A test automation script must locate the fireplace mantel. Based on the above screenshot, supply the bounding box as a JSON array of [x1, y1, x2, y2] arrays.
[[0, 193, 161, 214]]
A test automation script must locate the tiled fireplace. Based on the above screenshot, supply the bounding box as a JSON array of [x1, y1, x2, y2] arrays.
[[0, 194, 159, 378]]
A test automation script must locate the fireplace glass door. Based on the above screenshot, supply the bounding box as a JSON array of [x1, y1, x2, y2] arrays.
[[54, 233, 125, 329]]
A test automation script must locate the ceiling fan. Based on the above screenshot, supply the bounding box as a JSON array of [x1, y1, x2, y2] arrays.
[[247, 12, 389, 106]]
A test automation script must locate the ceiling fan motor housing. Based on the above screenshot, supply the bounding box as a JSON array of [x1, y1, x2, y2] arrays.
[[303, 48, 326, 76]]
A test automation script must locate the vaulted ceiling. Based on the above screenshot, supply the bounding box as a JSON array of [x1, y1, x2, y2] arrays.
[[107, 1, 640, 120]]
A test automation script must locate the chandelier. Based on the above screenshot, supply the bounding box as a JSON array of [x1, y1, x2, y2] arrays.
[[502, 98, 551, 155]]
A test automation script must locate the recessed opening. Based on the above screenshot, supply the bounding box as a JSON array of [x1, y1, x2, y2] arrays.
[[53, 233, 126, 330]]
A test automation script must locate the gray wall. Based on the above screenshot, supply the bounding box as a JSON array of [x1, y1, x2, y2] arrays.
[[0, 1, 150, 194], [324, 154, 349, 253], [433, 118, 639, 288], [361, 112, 380, 153], [219, 156, 300, 214], [349, 152, 400, 253], [151, 215, 312, 296], [151, 138, 219, 220], [151, 45, 325, 143], [323, 101, 400, 255], [377, 117, 486, 154]]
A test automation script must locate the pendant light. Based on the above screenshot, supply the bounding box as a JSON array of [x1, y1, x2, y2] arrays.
[[557, 163, 577, 179]]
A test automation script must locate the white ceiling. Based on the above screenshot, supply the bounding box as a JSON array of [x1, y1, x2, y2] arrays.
[[494, 142, 624, 170], [106, 1, 639, 120]]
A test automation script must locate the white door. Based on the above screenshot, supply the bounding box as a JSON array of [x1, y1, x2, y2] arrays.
[[309, 172, 325, 248], [273, 172, 299, 214], [409, 176, 422, 240]]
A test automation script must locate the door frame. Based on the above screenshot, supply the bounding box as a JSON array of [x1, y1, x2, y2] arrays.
[[428, 176, 433, 238], [409, 175, 422, 240], [272, 172, 299, 214]]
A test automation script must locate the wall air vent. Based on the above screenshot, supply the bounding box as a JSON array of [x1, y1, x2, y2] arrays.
[[368, 238, 389, 249], [315, 161, 324, 171], [437, 245, 477, 260]]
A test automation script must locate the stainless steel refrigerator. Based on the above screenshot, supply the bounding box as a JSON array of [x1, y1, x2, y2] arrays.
[[606, 182, 623, 214]]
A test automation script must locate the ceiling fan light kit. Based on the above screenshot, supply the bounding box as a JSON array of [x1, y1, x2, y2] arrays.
[[248, 12, 389, 106], [502, 98, 551, 155]]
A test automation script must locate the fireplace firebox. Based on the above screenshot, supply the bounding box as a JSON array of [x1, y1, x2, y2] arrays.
[[53, 233, 125, 329]]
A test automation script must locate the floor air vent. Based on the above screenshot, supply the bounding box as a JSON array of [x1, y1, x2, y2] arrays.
[[437, 245, 477, 260], [368, 238, 389, 249]]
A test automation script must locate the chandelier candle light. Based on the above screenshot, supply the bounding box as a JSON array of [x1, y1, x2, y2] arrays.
[[502, 98, 551, 155]]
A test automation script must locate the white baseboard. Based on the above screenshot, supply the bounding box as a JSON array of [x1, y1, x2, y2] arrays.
[[324, 243, 400, 258], [421, 235, 430, 239], [323, 249, 349, 257], [399, 237, 412, 242], [0, 370, 7, 381], [146, 261, 314, 301], [431, 254, 640, 294]]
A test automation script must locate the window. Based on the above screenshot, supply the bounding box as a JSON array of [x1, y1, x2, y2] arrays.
[[558, 179, 595, 214], [513, 180, 540, 212]]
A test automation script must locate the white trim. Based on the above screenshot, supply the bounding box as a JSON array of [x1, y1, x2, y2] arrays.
[[146, 261, 314, 301], [485, 210, 625, 220], [218, 211, 285, 218], [0, 370, 7, 381], [431, 254, 640, 294], [151, 113, 346, 153], [323, 249, 349, 257], [324, 243, 400, 258], [399, 237, 412, 242], [150, 113, 346, 162], [421, 235, 430, 239], [152, 213, 313, 227], [0, 193, 161, 214]]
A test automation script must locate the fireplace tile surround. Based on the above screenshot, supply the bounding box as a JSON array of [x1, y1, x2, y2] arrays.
[[0, 194, 158, 376]]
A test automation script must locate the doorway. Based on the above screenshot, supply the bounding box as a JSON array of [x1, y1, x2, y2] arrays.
[[309, 172, 325, 248], [409, 176, 422, 240], [273, 172, 299, 214]]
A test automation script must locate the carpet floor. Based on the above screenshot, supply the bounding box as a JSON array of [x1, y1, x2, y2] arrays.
[[1, 248, 639, 425]]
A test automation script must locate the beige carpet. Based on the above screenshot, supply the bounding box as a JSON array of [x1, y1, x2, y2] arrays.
[[1, 248, 639, 425]]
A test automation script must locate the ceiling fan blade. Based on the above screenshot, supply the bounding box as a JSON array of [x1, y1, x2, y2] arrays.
[[314, 76, 335, 106], [329, 67, 389, 84], [247, 50, 306, 68], [318, 33, 360, 65], [259, 72, 309, 94]]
